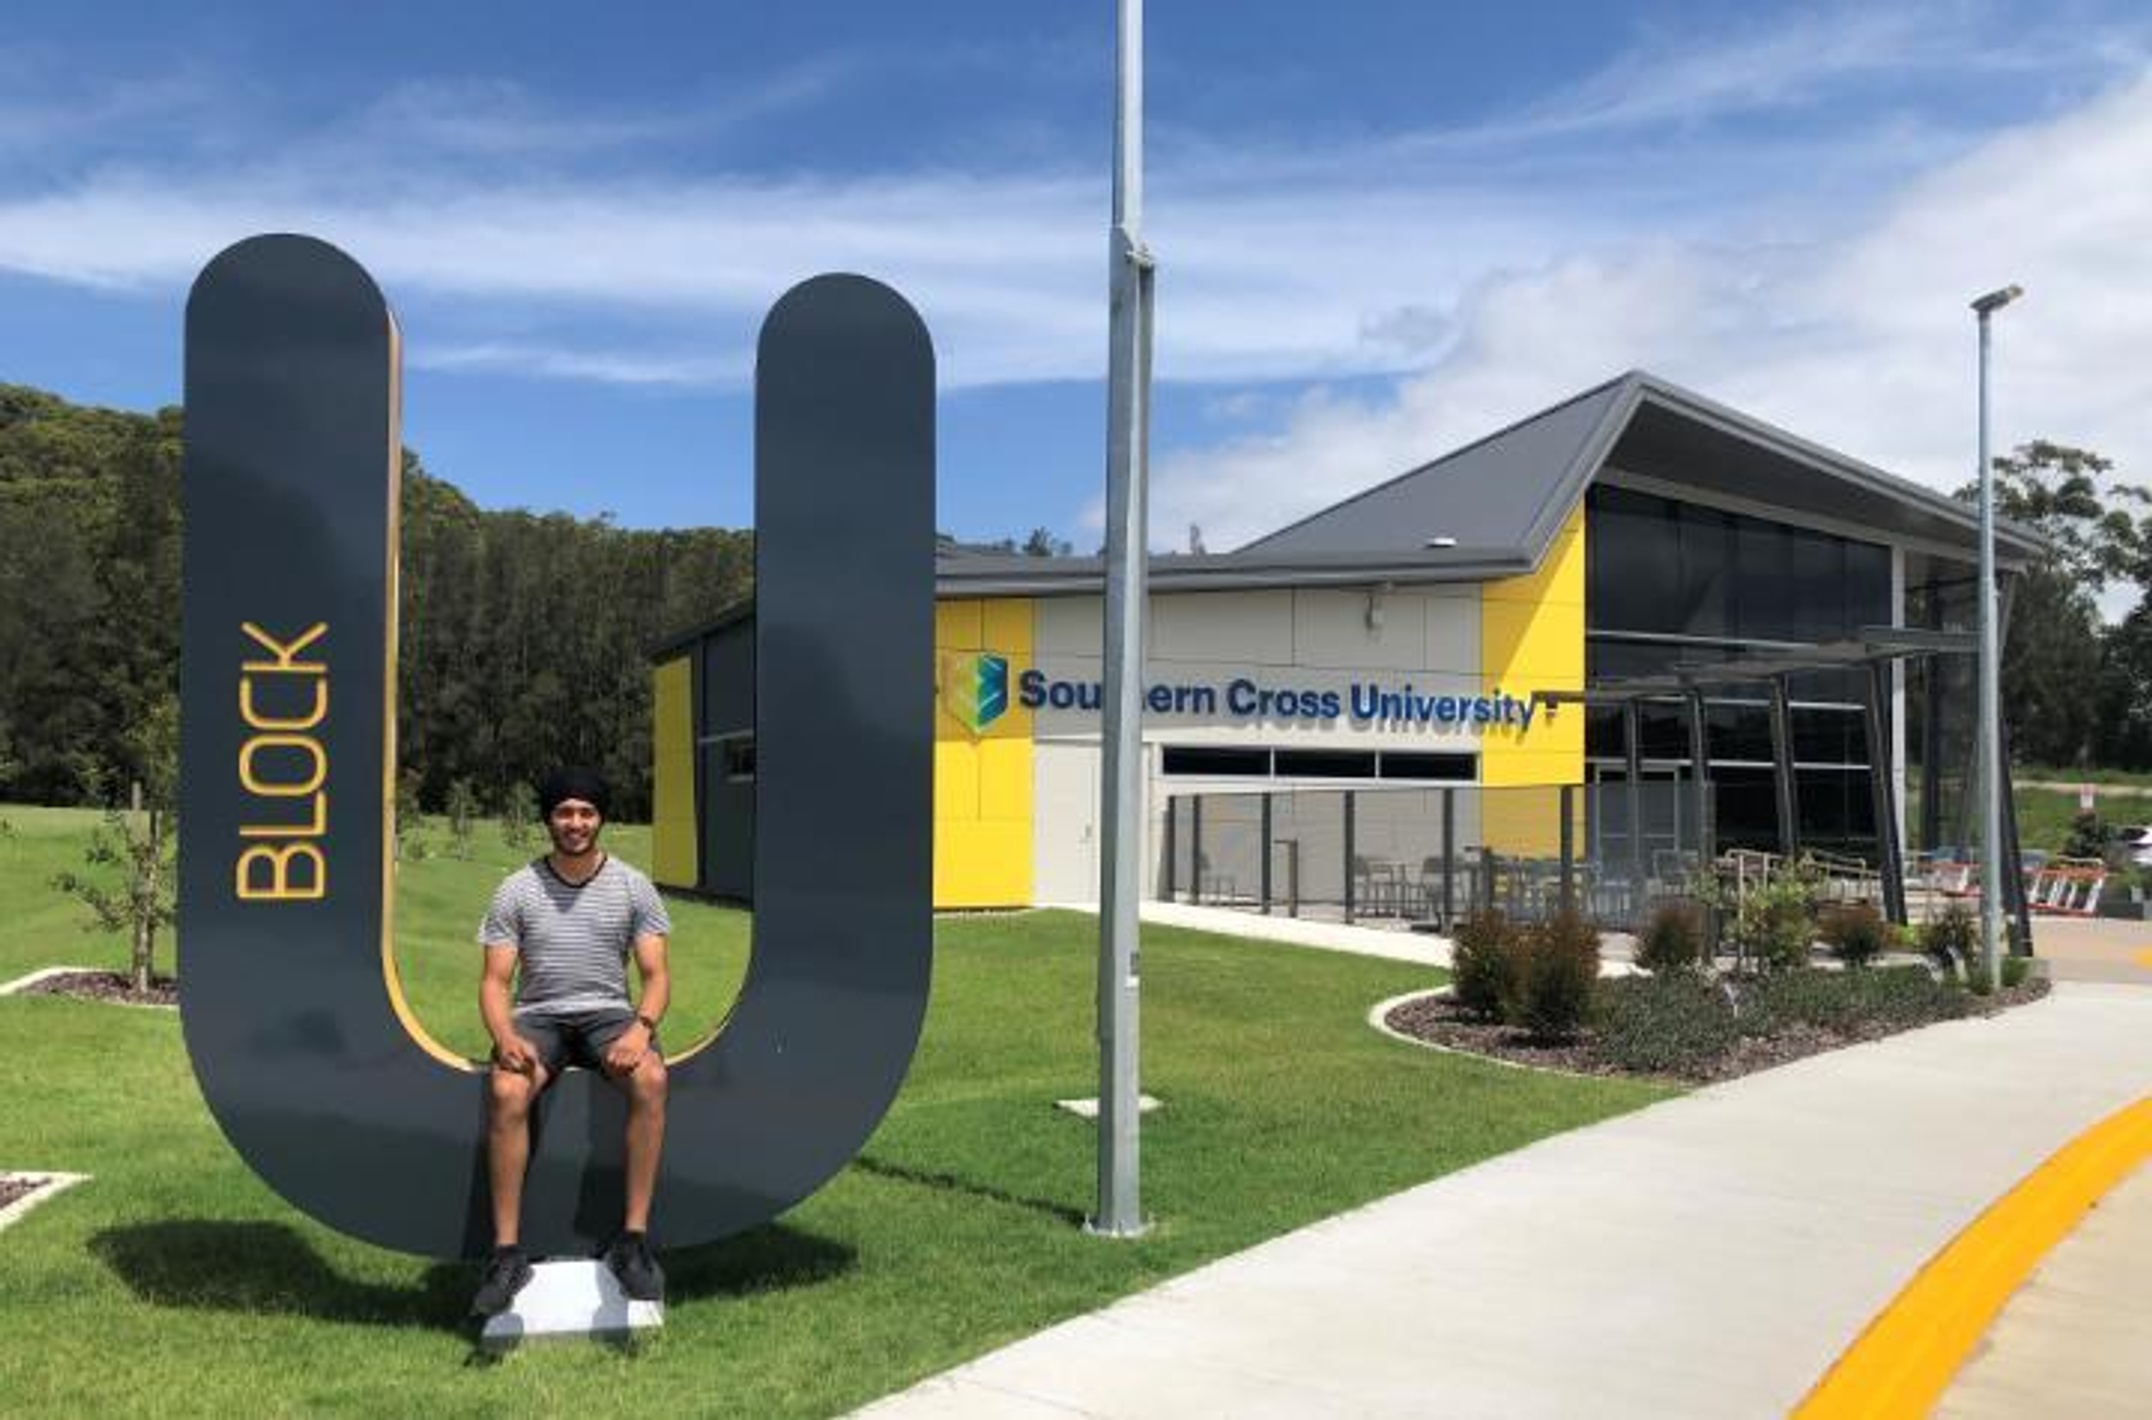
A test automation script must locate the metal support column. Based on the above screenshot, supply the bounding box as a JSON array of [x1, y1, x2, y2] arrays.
[[1092, 0, 1154, 1239], [1999, 725, 2035, 960], [1865, 661, 1909, 926], [1623, 700, 1645, 901], [1161, 796, 1176, 902], [1685, 688, 1713, 871], [1559, 784, 1576, 914], [1190, 795, 1204, 904], [1342, 790, 1357, 924], [1769, 676, 1800, 860], [1259, 792, 1273, 914], [1441, 788, 1456, 929]]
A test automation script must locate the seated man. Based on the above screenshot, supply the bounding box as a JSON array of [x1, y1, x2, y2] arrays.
[[470, 766, 673, 1317]]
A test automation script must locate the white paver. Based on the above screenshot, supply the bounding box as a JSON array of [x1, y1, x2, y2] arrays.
[[478, 1258, 662, 1351]]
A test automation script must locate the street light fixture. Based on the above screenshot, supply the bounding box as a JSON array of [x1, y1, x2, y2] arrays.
[[1972, 282, 2022, 994]]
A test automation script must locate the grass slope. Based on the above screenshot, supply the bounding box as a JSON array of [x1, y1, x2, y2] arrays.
[[0, 809, 1669, 1415]]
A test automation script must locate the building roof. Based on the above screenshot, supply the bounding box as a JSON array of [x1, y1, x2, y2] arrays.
[[1236, 369, 2045, 574], [656, 370, 2052, 651]]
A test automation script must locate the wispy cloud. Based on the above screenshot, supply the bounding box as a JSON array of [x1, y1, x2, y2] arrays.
[[1139, 70, 2152, 559]]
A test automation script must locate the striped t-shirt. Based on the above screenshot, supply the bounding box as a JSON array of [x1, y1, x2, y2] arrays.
[[476, 855, 672, 1019]]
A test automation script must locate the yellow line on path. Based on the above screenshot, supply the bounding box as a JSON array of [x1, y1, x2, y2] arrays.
[[1793, 1094, 2152, 1419], [2133, 947, 2152, 971]]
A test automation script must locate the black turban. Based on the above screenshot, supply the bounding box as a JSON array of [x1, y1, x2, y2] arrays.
[[537, 766, 610, 821]]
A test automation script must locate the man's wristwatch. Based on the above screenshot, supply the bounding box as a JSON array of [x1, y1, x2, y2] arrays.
[[635, 1013, 660, 1034]]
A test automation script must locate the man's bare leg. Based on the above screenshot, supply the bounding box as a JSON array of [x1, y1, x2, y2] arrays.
[[486, 1063, 547, 1247], [621, 1054, 668, 1232]]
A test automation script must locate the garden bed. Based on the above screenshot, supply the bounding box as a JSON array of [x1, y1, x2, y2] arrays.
[[15, 970, 177, 1008], [1386, 967, 2052, 1083]]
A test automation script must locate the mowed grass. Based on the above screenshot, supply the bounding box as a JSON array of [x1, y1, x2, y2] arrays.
[[0, 804, 1672, 1416]]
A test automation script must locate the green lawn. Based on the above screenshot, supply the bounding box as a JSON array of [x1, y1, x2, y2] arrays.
[[0, 805, 1670, 1416]]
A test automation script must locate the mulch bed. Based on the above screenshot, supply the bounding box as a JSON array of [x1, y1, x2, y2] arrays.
[[1385, 975, 2052, 1084], [0, 1176, 49, 1211], [18, 971, 178, 1008]]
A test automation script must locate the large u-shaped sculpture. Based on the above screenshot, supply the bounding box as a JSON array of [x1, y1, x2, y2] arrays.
[[178, 234, 934, 1259]]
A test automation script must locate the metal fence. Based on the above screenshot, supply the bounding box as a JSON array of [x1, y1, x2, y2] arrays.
[[1159, 781, 1765, 931]]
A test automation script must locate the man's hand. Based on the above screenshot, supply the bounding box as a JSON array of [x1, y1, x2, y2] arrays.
[[494, 1032, 540, 1075], [603, 1023, 652, 1077]]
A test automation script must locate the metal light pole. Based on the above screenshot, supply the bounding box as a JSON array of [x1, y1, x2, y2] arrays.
[[1092, 0, 1155, 1239], [1972, 283, 2022, 994]]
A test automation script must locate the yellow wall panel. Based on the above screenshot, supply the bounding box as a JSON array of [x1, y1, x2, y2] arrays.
[[932, 596, 1038, 908], [975, 735, 1035, 822], [980, 598, 1034, 657], [1480, 506, 1585, 856], [650, 656, 697, 888], [936, 599, 983, 650], [934, 740, 980, 821], [934, 818, 1035, 908]]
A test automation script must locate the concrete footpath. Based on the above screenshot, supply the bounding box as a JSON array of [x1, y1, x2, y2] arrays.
[[861, 983, 2152, 1419]]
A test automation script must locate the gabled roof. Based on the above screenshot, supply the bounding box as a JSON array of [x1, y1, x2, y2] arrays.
[[1235, 369, 2044, 576]]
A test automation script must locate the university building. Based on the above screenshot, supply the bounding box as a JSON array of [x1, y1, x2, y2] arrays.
[[648, 370, 2039, 924]]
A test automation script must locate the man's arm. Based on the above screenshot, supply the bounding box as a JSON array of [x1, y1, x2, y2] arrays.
[[604, 933, 670, 1074], [480, 945, 536, 1072]]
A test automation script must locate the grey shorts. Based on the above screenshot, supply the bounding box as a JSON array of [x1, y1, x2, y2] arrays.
[[504, 1006, 660, 1078]]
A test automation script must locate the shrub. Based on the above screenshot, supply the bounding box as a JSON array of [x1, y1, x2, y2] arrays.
[[1636, 900, 1706, 976], [1922, 903, 1979, 978], [1818, 904, 1888, 969], [1746, 965, 1967, 1036], [1450, 908, 1520, 1021], [1506, 909, 1600, 1042], [1731, 872, 1815, 973], [1596, 973, 1738, 1076], [2063, 809, 2107, 861], [2001, 955, 2034, 990]]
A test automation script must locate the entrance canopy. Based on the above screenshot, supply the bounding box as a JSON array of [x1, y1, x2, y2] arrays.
[[1535, 628, 2031, 951]]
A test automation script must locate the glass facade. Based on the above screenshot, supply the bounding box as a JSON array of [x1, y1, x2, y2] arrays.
[[1584, 485, 1893, 859]]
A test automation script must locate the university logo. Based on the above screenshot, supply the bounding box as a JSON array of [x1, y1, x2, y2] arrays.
[[943, 651, 1009, 734]]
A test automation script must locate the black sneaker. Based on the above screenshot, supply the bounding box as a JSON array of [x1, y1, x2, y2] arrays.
[[604, 1232, 665, 1303], [471, 1246, 534, 1317]]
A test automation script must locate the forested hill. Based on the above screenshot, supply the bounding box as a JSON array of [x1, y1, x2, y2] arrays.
[[0, 382, 753, 819]]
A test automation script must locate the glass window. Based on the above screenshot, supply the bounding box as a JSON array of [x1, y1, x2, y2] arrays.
[[1789, 528, 1843, 642], [1732, 517, 1797, 641], [1587, 487, 1682, 634], [1162, 746, 1270, 777], [1676, 505, 1734, 636], [1377, 752, 1476, 781], [1273, 749, 1376, 778], [1845, 541, 1891, 631]]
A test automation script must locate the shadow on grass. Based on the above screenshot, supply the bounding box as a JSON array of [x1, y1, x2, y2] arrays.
[[92, 1219, 861, 1324], [851, 1154, 1087, 1227], [89, 1221, 468, 1329]]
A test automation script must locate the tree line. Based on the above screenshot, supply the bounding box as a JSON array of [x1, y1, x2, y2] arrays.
[[6, 380, 2151, 817], [0, 382, 752, 820], [1963, 441, 2152, 770]]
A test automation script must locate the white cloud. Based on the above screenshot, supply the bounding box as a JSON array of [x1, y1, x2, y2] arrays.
[[1142, 71, 2152, 557]]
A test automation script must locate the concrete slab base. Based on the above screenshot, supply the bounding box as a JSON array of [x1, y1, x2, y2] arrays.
[[478, 1258, 662, 1352], [1054, 1094, 1161, 1120]]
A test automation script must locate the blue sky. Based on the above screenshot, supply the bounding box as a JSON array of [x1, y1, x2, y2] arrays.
[[3, 1, 2149, 554]]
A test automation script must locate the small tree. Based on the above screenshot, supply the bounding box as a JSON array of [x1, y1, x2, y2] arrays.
[[51, 698, 176, 994], [395, 768, 430, 862], [1450, 908, 1521, 1021], [501, 780, 539, 854], [2062, 810, 2107, 861], [445, 777, 481, 861]]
